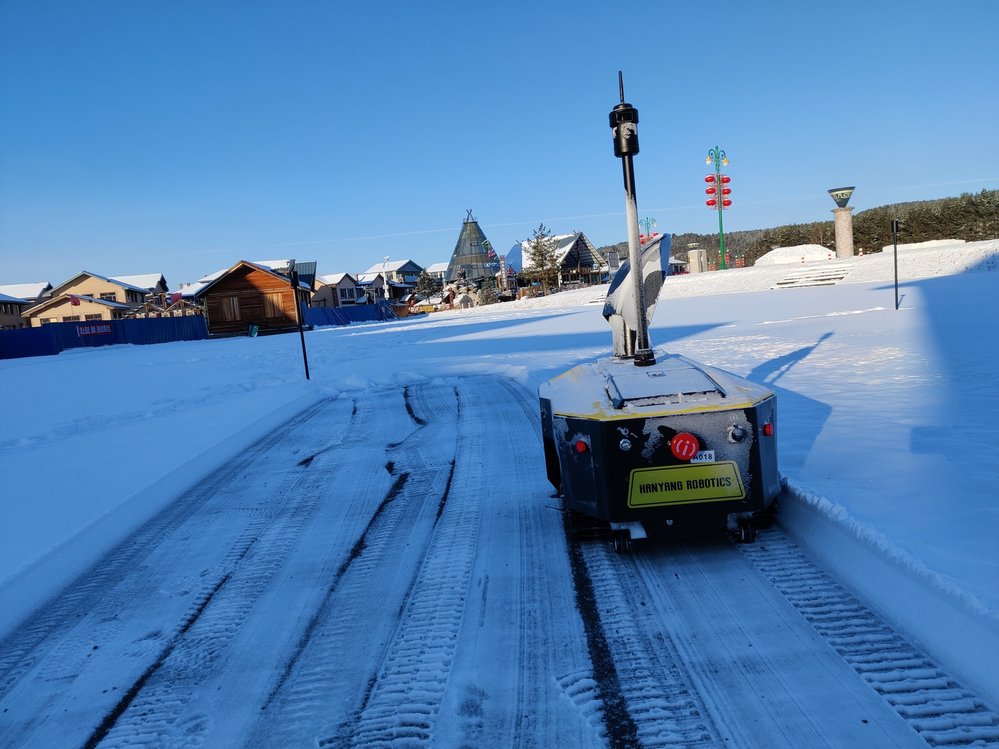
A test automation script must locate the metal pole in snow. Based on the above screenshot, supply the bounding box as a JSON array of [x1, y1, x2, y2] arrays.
[[892, 217, 901, 310], [291, 270, 311, 380]]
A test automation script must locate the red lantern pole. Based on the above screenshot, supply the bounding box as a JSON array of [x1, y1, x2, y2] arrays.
[[705, 146, 730, 270]]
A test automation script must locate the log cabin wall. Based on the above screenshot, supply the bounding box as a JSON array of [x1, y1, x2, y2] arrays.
[[203, 265, 300, 336]]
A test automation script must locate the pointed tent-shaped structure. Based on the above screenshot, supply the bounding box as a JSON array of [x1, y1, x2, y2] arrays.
[[445, 210, 501, 283]]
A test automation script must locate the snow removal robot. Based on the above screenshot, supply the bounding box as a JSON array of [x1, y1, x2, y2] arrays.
[[539, 75, 781, 550]]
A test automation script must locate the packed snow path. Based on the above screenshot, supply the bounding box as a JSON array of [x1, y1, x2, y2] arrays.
[[1, 376, 996, 747]]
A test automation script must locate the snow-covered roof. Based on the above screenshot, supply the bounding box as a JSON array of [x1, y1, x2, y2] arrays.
[[362, 259, 421, 274], [516, 232, 604, 272], [51, 271, 148, 295], [357, 272, 384, 283], [0, 282, 51, 300], [0, 292, 30, 304], [198, 259, 294, 283], [425, 262, 449, 274], [754, 244, 836, 266], [316, 272, 356, 286], [27, 294, 132, 314], [110, 274, 167, 291], [177, 281, 209, 298], [191, 260, 309, 297]]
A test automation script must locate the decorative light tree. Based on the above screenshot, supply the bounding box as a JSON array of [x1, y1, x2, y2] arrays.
[[705, 147, 732, 269], [639, 216, 658, 245]]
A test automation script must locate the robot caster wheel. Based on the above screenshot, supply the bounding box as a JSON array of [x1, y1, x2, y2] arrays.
[[611, 531, 633, 554], [736, 517, 757, 544]]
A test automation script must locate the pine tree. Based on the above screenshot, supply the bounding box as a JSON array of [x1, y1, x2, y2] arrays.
[[477, 277, 499, 305], [526, 223, 559, 293], [414, 271, 440, 299]]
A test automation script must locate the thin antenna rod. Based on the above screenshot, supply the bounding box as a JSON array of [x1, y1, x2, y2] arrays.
[[618, 70, 625, 103]]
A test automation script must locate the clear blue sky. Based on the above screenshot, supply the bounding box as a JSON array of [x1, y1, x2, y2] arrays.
[[2, 0, 997, 287]]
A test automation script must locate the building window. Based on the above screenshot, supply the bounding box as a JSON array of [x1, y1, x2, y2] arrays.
[[219, 295, 240, 321], [339, 287, 355, 301], [63, 315, 80, 322], [100, 292, 117, 302], [85, 313, 102, 320], [40, 317, 57, 324], [262, 292, 283, 319]]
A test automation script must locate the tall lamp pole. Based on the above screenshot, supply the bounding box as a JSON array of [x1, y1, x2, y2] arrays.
[[639, 216, 657, 243], [705, 146, 731, 270]]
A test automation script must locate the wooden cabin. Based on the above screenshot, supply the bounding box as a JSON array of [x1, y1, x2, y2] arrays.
[[196, 260, 310, 336]]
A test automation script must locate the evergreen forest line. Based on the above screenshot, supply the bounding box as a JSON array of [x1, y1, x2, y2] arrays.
[[597, 189, 999, 267]]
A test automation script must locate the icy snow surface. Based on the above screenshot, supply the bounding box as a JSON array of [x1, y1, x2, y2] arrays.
[[1, 238, 998, 707]]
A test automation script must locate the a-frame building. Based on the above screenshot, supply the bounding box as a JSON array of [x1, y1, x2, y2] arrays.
[[445, 210, 501, 284]]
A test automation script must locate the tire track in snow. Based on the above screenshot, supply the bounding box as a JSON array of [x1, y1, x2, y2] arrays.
[[0, 398, 353, 748], [0, 400, 332, 696], [406, 376, 602, 749], [572, 536, 721, 749], [80, 396, 365, 748], [332, 381, 479, 747], [741, 528, 999, 747], [86, 495, 315, 749], [252, 381, 460, 747]]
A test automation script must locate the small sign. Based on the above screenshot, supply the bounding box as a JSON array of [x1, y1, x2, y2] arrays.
[[691, 450, 715, 464], [76, 323, 112, 337], [628, 461, 746, 507]]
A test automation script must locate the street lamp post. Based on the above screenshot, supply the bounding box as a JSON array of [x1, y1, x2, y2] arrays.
[[705, 146, 731, 270], [639, 216, 657, 244]]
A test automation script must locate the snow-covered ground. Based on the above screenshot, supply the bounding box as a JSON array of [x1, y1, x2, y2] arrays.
[[2, 238, 998, 712]]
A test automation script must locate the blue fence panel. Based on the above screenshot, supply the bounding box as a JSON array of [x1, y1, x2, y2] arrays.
[[0, 326, 59, 359], [1, 305, 396, 360], [304, 303, 396, 328], [0, 316, 209, 360]]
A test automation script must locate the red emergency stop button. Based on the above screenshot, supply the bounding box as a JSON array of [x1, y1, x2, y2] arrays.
[[670, 432, 700, 461]]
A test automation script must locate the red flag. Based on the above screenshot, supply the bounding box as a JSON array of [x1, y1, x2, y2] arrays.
[[169, 293, 182, 304], [69, 294, 80, 306]]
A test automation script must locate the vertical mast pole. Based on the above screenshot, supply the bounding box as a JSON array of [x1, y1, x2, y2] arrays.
[[610, 71, 655, 366]]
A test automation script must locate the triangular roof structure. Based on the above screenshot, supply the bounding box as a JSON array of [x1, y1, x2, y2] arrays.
[[197, 259, 294, 284], [317, 272, 356, 286], [50, 271, 148, 297], [111, 274, 168, 293], [24, 294, 131, 315], [191, 260, 310, 298], [515, 232, 606, 273], [362, 259, 423, 275], [445, 210, 501, 283]]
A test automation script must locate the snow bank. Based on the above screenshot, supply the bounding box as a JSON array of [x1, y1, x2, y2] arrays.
[[779, 478, 999, 707], [754, 244, 836, 266], [879, 239, 966, 252]]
